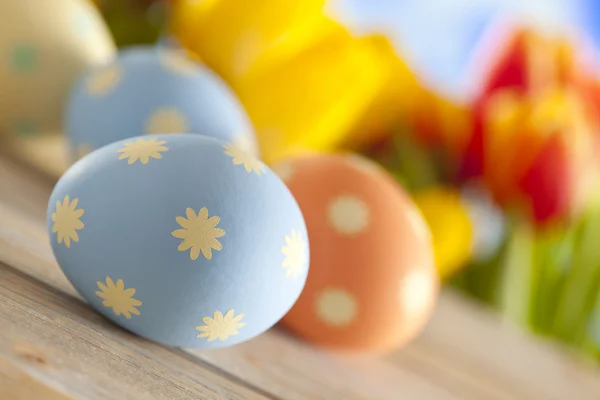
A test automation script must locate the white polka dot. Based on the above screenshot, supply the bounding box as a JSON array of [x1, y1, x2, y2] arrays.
[[406, 206, 431, 241], [159, 49, 198, 76], [345, 153, 382, 175], [316, 288, 357, 327], [272, 161, 294, 182], [145, 108, 189, 134], [87, 64, 122, 96], [399, 270, 435, 316], [328, 195, 370, 235]]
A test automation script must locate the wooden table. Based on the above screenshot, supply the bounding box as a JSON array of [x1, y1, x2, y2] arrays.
[[1, 144, 600, 400]]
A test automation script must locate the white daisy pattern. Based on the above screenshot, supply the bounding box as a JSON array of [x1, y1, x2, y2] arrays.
[[281, 229, 308, 279]]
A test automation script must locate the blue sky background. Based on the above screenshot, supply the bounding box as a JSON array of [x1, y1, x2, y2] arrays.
[[328, 0, 599, 100]]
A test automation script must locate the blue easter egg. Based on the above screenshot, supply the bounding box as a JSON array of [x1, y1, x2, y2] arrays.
[[65, 45, 258, 162], [47, 134, 308, 348]]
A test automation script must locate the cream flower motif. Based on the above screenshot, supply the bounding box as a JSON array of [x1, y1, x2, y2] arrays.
[[196, 309, 245, 342], [86, 64, 122, 95], [231, 132, 259, 157], [281, 229, 307, 279], [316, 288, 357, 327], [159, 49, 197, 76], [117, 138, 168, 165], [51, 195, 84, 248], [223, 143, 265, 176], [95, 277, 142, 319], [145, 108, 189, 135], [171, 207, 226, 260]]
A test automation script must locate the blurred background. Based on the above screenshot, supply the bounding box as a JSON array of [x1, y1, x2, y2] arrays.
[[5, 0, 600, 362]]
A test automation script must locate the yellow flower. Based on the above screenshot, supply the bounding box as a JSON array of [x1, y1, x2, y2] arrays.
[[414, 187, 474, 279], [145, 108, 189, 135], [117, 138, 168, 165], [95, 277, 142, 319], [51, 195, 84, 248], [281, 229, 307, 279], [172, 207, 226, 260], [171, 0, 333, 83], [234, 27, 392, 164], [196, 309, 245, 342], [223, 143, 265, 175]]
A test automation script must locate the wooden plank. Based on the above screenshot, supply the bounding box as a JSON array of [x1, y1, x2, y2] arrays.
[[2, 152, 600, 399], [0, 354, 71, 400], [393, 293, 600, 400], [0, 167, 460, 400], [0, 263, 271, 400]]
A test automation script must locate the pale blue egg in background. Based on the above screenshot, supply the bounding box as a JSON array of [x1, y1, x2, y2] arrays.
[[65, 45, 258, 161], [47, 134, 308, 348]]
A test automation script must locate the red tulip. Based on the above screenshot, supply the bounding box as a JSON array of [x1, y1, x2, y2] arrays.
[[460, 25, 600, 225]]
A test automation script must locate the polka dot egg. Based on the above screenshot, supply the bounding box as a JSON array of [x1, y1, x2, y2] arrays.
[[47, 134, 308, 348], [276, 153, 439, 353], [0, 0, 115, 137], [65, 45, 258, 162]]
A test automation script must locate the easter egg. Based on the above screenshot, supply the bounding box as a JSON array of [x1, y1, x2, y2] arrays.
[[276, 153, 438, 353], [65, 45, 258, 162], [47, 134, 308, 348], [0, 0, 115, 138]]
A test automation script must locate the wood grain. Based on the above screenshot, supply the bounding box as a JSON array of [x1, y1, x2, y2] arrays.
[[2, 151, 600, 399], [0, 263, 273, 400]]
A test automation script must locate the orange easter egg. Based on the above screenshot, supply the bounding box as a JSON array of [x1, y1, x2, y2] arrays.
[[275, 153, 439, 353]]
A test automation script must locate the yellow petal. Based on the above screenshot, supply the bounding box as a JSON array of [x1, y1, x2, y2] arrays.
[[198, 207, 209, 219], [171, 229, 188, 239], [186, 208, 197, 220], [130, 299, 142, 307], [69, 198, 79, 210], [213, 228, 226, 238], [175, 216, 191, 228], [208, 215, 220, 227], [178, 241, 193, 251], [106, 277, 115, 289], [116, 279, 125, 291], [201, 246, 212, 260], [190, 246, 201, 260], [97, 281, 108, 292]]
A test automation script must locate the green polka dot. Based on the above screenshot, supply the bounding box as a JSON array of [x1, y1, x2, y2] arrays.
[[10, 44, 37, 73], [13, 119, 38, 138]]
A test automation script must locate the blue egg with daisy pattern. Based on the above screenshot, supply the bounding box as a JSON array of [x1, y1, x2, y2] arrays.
[[47, 134, 309, 348], [65, 45, 258, 162]]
